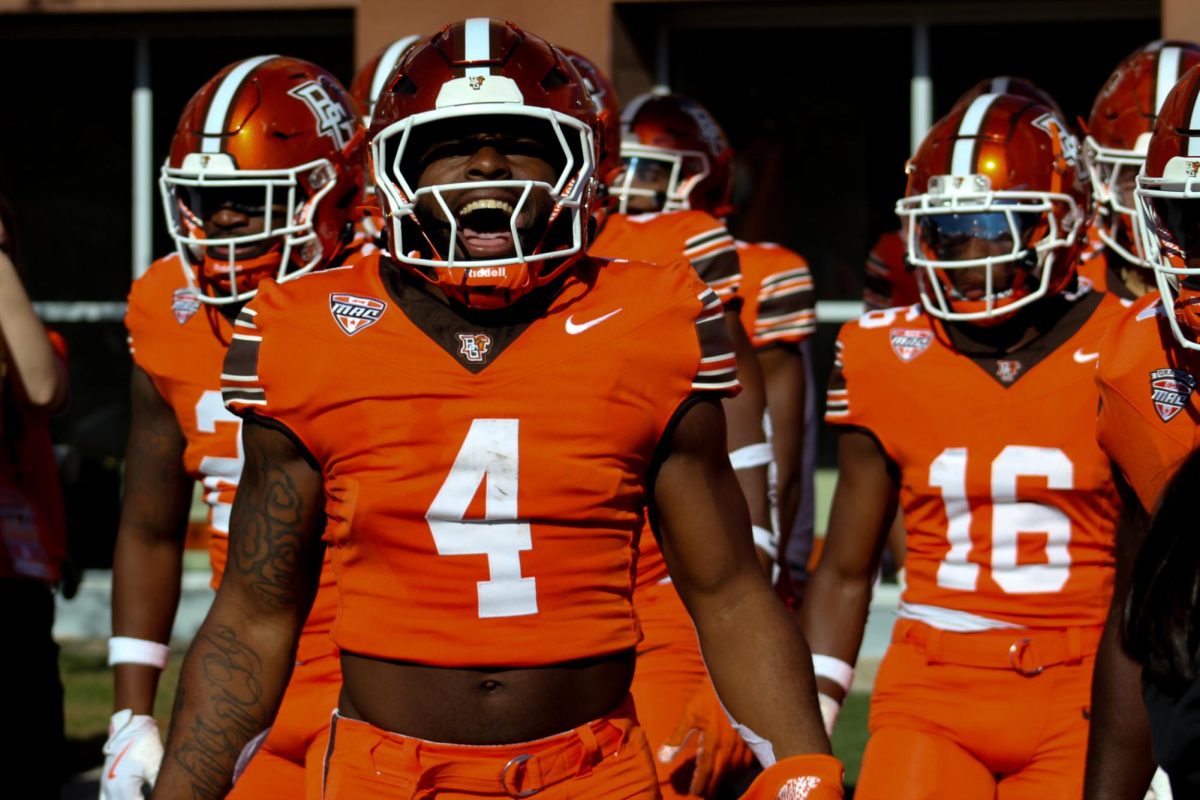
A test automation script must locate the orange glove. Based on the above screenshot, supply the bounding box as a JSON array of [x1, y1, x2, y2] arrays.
[[657, 682, 756, 796], [738, 754, 844, 800]]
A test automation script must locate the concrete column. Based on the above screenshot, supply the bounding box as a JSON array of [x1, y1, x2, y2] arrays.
[[132, 35, 153, 279]]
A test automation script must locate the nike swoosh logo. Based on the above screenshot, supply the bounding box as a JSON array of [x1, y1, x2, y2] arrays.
[[565, 308, 623, 335], [1073, 349, 1100, 364], [108, 741, 133, 780]]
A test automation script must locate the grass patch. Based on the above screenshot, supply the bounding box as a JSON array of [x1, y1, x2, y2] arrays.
[[61, 640, 183, 774], [832, 691, 871, 790]]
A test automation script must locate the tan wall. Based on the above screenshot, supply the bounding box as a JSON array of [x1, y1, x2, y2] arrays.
[[356, 0, 613, 73], [1162, 0, 1200, 41]]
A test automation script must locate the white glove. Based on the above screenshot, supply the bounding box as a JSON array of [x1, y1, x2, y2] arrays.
[[100, 709, 163, 800]]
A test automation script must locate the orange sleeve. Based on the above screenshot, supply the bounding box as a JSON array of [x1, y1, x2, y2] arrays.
[[681, 216, 741, 308], [220, 279, 324, 460], [752, 248, 815, 347]]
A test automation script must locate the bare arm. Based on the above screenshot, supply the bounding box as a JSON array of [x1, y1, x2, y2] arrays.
[[111, 365, 195, 715], [1083, 469, 1155, 800], [655, 397, 830, 758], [0, 250, 67, 409], [758, 343, 807, 557], [798, 429, 896, 703], [723, 310, 773, 569], [153, 420, 325, 800]]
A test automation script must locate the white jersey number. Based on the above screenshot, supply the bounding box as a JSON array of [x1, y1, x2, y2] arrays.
[[194, 390, 243, 534], [427, 419, 538, 619], [929, 445, 1073, 594]]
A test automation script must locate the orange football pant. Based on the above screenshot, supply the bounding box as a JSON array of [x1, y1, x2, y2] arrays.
[[227, 645, 342, 800], [855, 619, 1100, 800], [319, 695, 660, 799], [631, 578, 749, 798]]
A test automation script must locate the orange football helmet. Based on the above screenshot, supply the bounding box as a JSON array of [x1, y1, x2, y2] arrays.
[[1086, 41, 1200, 268], [160, 55, 364, 305], [615, 90, 733, 217], [558, 48, 622, 195], [350, 35, 423, 129], [955, 76, 1066, 120], [897, 93, 1089, 321], [369, 18, 598, 309], [1136, 64, 1200, 350]]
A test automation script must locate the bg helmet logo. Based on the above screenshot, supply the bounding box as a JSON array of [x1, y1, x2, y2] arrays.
[[289, 79, 357, 150]]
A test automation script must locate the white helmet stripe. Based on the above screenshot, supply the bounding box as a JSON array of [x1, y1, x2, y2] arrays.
[[370, 35, 422, 110], [201, 54, 279, 154], [1190, 89, 1200, 156], [464, 17, 491, 79], [1156, 47, 1182, 114], [990, 77, 1010, 93], [952, 93, 998, 175]]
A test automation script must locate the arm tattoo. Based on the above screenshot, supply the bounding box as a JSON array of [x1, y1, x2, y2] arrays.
[[171, 626, 266, 799], [226, 433, 314, 610]]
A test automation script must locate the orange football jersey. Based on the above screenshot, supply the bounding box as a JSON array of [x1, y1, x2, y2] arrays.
[[222, 253, 737, 667], [826, 292, 1123, 628], [736, 241, 816, 348], [591, 210, 741, 308], [862, 230, 919, 312], [591, 210, 742, 590], [125, 253, 341, 651], [0, 331, 68, 582], [1096, 292, 1200, 513], [126, 255, 242, 572]]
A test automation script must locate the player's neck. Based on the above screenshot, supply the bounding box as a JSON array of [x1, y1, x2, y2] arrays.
[[944, 293, 1073, 356]]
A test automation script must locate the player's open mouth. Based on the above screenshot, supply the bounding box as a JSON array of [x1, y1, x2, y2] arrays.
[[456, 197, 525, 258]]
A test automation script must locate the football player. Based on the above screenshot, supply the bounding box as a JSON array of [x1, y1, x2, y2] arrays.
[[802, 92, 1124, 798], [102, 57, 365, 800], [1081, 41, 1200, 300], [595, 92, 774, 567], [575, 69, 777, 797], [863, 77, 1067, 314], [570, 63, 776, 796], [152, 20, 843, 800], [1086, 62, 1200, 800]]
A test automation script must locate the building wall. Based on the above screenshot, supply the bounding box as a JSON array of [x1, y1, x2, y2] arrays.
[[1163, 0, 1200, 41], [356, 0, 611, 72]]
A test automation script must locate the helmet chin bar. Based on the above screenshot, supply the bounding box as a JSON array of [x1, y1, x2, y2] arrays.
[[613, 143, 710, 216], [1084, 135, 1151, 268], [159, 157, 337, 305], [897, 177, 1080, 322], [1137, 172, 1200, 351], [372, 105, 594, 274]]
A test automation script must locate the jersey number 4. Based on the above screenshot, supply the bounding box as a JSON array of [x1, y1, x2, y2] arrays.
[[427, 419, 538, 619], [930, 445, 1072, 594]]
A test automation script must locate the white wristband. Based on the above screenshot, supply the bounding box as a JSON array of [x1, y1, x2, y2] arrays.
[[109, 637, 170, 669], [729, 442, 773, 470], [751, 525, 778, 561], [812, 654, 854, 692]]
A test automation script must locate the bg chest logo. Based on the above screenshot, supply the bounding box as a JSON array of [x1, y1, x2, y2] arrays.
[[457, 333, 493, 363], [996, 359, 1022, 384], [330, 293, 386, 336], [1150, 368, 1197, 422], [889, 328, 932, 362]]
